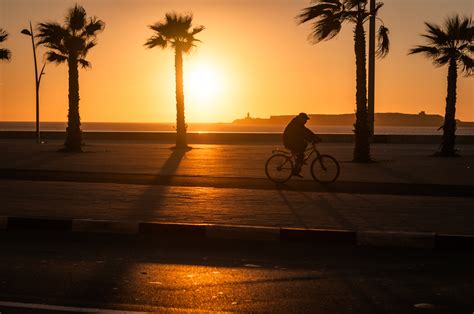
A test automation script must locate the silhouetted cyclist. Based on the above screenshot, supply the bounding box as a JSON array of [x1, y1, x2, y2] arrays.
[[282, 113, 321, 177]]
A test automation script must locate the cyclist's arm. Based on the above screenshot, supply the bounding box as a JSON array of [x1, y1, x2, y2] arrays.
[[312, 134, 322, 143], [303, 127, 321, 144], [303, 127, 315, 142]]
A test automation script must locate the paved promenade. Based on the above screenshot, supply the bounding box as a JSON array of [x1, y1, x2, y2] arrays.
[[1, 139, 473, 235]]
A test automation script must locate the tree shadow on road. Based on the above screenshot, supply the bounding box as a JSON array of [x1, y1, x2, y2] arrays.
[[276, 189, 309, 228], [296, 191, 357, 231], [126, 147, 188, 219], [72, 147, 189, 304]]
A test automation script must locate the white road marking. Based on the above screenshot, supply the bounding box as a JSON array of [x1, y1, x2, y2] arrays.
[[0, 300, 147, 313]]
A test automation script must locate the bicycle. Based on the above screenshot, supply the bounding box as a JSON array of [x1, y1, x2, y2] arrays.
[[265, 142, 340, 184]]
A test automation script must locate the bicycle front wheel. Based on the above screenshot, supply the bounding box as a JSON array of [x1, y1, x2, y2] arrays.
[[265, 154, 293, 183], [310, 154, 340, 183]]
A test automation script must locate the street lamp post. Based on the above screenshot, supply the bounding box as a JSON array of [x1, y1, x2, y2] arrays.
[[21, 21, 45, 144], [368, 0, 376, 137]]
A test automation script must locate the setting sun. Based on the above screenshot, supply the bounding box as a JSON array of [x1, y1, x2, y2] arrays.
[[186, 63, 223, 104], [184, 61, 227, 120]]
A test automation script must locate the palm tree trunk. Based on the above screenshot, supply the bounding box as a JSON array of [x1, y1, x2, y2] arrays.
[[174, 46, 187, 148], [64, 55, 82, 152], [438, 58, 458, 156], [353, 19, 371, 162]]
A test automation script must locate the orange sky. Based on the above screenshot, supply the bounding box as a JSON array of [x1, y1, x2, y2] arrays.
[[0, 0, 473, 123]]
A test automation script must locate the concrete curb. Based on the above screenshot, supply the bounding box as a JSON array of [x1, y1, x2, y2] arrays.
[[2, 216, 473, 249]]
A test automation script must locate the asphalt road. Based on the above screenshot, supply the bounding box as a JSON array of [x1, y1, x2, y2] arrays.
[[0, 232, 473, 313]]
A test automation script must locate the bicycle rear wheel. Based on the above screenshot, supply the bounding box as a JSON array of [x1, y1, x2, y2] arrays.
[[265, 154, 293, 183], [310, 154, 340, 183]]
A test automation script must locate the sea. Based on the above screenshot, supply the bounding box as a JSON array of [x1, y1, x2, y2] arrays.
[[1, 122, 474, 135]]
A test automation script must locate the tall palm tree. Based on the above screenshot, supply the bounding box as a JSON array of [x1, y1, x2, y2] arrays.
[[0, 29, 12, 61], [298, 0, 389, 162], [410, 15, 472, 157], [36, 4, 105, 152], [145, 13, 204, 149]]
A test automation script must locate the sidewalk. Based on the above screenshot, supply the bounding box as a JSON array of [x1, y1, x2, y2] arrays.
[[2, 139, 474, 185], [1, 139, 473, 239]]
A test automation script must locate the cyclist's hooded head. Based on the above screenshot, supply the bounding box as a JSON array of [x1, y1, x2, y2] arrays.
[[297, 112, 310, 124]]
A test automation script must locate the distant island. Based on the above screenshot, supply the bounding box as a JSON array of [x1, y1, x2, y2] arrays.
[[233, 112, 474, 127]]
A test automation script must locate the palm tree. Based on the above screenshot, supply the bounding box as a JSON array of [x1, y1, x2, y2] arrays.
[[0, 29, 12, 61], [145, 13, 204, 149], [409, 15, 472, 157], [36, 4, 105, 152], [298, 0, 389, 162]]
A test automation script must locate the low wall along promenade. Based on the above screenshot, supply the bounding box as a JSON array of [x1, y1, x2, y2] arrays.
[[1, 131, 474, 144]]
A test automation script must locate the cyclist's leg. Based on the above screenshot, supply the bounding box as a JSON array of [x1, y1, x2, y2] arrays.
[[292, 142, 307, 175], [293, 153, 304, 174]]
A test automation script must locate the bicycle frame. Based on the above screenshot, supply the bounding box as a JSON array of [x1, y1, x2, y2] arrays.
[[273, 143, 321, 164]]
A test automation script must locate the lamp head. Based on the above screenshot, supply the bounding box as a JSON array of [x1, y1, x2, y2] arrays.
[[21, 29, 32, 36]]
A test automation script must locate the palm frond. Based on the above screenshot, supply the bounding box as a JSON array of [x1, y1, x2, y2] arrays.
[[411, 15, 473, 71], [149, 22, 164, 33], [0, 48, 11, 60], [146, 12, 203, 54], [78, 58, 91, 68], [298, 1, 346, 44], [314, 14, 342, 42], [144, 35, 167, 49], [446, 15, 462, 40], [297, 2, 341, 24], [0, 28, 10, 60], [459, 53, 473, 76], [343, 0, 366, 11], [36, 22, 67, 46], [180, 40, 195, 53], [84, 40, 97, 52], [409, 45, 440, 57], [423, 22, 449, 46], [83, 17, 105, 37], [50, 42, 69, 54], [45, 51, 67, 64], [376, 25, 389, 58], [373, 1, 384, 15], [191, 25, 205, 35], [0, 29, 8, 42], [459, 15, 473, 41], [38, 4, 104, 60], [166, 12, 192, 30], [185, 33, 201, 44], [457, 42, 470, 52], [149, 22, 174, 40], [421, 34, 448, 48], [453, 15, 473, 50], [157, 12, 194, 39], [311, 0, 341, 4], [66, 4, 87, 31], [342, 10, 359, 23], [434, 54, 451, 66]]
